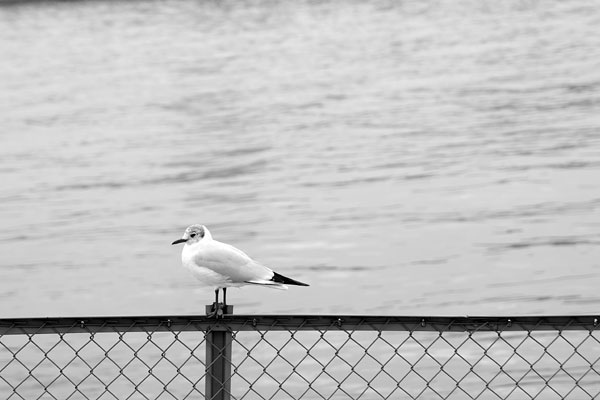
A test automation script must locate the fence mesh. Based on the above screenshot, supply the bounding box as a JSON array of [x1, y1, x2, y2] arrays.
[[0, 315, 599, 400]]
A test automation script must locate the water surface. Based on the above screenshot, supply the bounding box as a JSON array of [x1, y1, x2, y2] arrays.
[[1, 0, 599, 317]]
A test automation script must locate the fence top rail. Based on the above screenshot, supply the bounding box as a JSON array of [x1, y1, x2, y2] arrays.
[[0, 314, 598, 335]]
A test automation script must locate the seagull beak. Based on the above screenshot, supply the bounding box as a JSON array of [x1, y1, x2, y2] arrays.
[[171, 238, 187, 245]]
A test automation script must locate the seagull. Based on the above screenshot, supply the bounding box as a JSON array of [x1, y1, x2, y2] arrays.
[[172, 224, 309, 316]]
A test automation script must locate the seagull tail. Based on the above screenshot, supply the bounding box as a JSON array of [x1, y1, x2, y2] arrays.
[[271, 272, 310, 287], [244, 280, 289, 290]]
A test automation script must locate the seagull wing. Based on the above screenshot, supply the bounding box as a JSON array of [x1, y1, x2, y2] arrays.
[[193, 240, 277, 285]]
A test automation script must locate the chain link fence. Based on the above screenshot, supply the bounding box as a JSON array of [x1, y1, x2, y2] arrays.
[[1, 315, 599, 399]]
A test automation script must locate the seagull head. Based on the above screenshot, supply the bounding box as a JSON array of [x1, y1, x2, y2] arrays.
[[171, 224, 211, 245]]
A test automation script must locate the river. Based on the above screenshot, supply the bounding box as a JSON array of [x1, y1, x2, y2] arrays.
[[1, 0, 599, 318]]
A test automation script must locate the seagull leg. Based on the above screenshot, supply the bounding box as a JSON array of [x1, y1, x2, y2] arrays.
[[214, 288, 226, 318], [207, 289, 219, 318]]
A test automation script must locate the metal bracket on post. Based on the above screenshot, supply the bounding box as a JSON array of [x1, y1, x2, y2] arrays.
[[205, 306, 233, 400]]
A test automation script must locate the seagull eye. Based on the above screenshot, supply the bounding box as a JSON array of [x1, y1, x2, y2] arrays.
[[190, 233, 196, 238]]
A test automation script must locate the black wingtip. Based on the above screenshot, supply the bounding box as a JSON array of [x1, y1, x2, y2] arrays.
[[271, 272, 309, 287]]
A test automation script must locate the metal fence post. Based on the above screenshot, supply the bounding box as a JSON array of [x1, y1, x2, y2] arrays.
[[205, 305, 233, 400]]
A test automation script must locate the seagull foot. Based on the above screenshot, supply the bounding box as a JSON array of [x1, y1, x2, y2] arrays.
[[206, 302, 225, 318]]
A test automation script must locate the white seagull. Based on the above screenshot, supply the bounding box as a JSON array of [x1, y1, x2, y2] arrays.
[[172, 224, 309, 314]]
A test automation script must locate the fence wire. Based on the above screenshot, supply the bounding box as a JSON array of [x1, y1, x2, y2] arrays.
[[0, 315, 599, 400]]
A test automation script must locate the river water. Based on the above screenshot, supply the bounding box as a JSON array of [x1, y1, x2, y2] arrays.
[[1, 0, 599, 318]]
